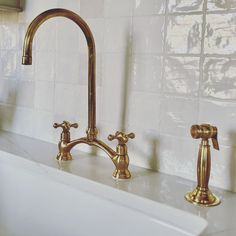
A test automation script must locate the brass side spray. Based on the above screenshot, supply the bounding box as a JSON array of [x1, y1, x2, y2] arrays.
[[185, 124, 221, 207]]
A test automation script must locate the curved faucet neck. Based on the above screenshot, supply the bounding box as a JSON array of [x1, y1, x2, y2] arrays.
[[22, 8, 97, 140]]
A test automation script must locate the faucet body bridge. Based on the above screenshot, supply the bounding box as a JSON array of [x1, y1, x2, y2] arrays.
[[53, 121, 134, 179]]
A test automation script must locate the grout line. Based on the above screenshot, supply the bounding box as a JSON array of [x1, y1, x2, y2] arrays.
[[52, 19, 59, 118], [122, 0, 135, 132], [157, 0, 169, 134], [125, 52, 236, 57], [200, 96, 236, 104], [196, 0, 208, 124], [98, 8, 236, 19]]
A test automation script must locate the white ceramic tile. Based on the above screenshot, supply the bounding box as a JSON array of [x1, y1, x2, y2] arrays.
[[168, 0, 204, 13], [124, 125, 161, 169], [0, 79, 10, 104], [133, 16, 164, 54], [15, 81, 35, 108], [78, 53, 88, 85], [10, 107, 34, 136], [134, 0, 166, 15], [164, 56, 200, 96], [131, 54, 162, 93], [35, 18, 58, 52], [96, 121, 119, 145], [158, 135, 196, 180], [35, 52, 55, 82], [205, 13, 236, 55], [160, 96, 198, 137], [18, 0, 58, 23], [95, 87, 102, 124], [76, 85, 88, 123], [210, 145, 235, 190], [0, 79, 17, 105], [78, 53, 102, 86], [166, 15, 202, 54], [54, 83, 88, 122], [207, 0, 236, 11], [199, 99, 236, 147], [0, 24, 17, 50], [57, 0, 80, 12], [76, 19, 99, 55], [33, 110, 54, 143], [19, 23, 33, 51], [202, 57, 236, 99], [104, 18, 132, 53], [101, 53, 129, 126], [77, 36, 87, 56], [85, 18, 104, 53], [34, 81, 54, 111], [104, 0, 133, 17], [80, 0, 104, 18], [0, 51, 17, 77], [54, 83, 78, 117], [0, 104, 15, 131], [55, 52, 80, 84], [53, 83, 88, 144], [56, 17, 81, 53], [17, 51, 35, 81], [128, 92, 160, 131]]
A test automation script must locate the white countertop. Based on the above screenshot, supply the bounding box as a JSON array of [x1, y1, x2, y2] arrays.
[[0, 130, 235, 236]]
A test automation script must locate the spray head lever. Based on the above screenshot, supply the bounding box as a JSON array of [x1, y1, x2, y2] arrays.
[[191, 124, 219, 150]]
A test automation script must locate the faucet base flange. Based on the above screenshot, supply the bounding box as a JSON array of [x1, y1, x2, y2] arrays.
[[113, 169, 131, 179], [185, 187, 221, 207], [56, 152, 73, 161]]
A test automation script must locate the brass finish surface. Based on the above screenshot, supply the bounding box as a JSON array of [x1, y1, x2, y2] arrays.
[[22, 8, 97, 140], [185, 124, 221, 207], [53, 121, 79, 161], [22, 9, 135, 179], [108, 131, 135, 179]]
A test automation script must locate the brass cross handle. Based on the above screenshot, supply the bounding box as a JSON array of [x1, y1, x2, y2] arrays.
[[108, 131, 135, 145], [191, 124, 219, 150], [53, 120, 78, 133]]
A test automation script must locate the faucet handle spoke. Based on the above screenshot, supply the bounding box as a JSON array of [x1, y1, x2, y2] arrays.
[[108, 131, 135, 145], [53, 120, 78, 132]]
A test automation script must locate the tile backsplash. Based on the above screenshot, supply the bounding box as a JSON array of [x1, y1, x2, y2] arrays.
[[1, 0, 236, 192]]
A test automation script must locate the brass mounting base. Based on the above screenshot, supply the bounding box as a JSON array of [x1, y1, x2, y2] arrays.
[[112, 169, 131, 179], [56, 153, 72, 161], [185, 187, 221, 207]]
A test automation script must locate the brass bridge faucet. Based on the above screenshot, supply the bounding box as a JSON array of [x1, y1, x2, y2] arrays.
[[22, 8, 135, 179], [185, 124, 220, 207]]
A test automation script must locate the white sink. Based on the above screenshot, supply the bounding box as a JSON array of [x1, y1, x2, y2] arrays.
[[0, 152, 207, 236], [0, 149, 207, 236]]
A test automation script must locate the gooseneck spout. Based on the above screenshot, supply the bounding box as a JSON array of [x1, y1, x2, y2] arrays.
[[22, 8, 97, 140]]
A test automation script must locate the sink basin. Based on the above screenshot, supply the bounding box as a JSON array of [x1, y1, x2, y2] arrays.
[[0, 148, 207, 236]]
